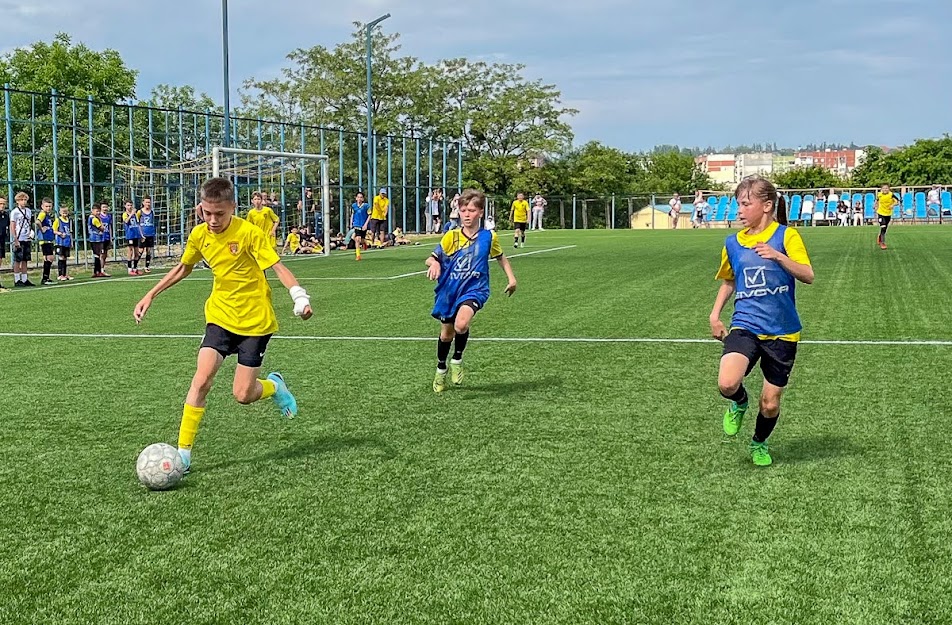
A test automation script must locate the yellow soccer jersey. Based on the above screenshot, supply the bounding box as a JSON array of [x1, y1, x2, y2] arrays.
[[511, 199, 529, 223], [876, 192, 899, 217], [181, 217, 281, 336], [715, 221, 811, 342], [371, 195, 390, 220], [246, 206, 279, 236], [438, 228, 503, 258], [286, 232, 301, 253]]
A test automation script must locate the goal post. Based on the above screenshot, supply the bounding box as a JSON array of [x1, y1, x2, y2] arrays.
[[212, 146, 332, 256]]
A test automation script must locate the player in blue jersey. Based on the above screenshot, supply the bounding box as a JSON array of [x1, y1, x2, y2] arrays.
[[425, 188, 517, 393], [36, 198, 56, 284], [88, 204, 109, 277], [122, 200, 144, 275], [709, 176, 815, 466], [351, 191, 370, 260], [52, 205, 73, 281], [99, 202, 113, 275], [138, 196, 156, 273]]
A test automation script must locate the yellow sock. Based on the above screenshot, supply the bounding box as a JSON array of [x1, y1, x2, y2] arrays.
[[259, 378, 276, 399], [178, 404, 206, 450]]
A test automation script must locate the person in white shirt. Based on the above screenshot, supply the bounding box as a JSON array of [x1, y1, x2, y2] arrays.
[[9, 191, 36, 287], [927, 185, 941, 217], [669, 193, 682, 229], [530, 194, 547, 231], [692, 190, 709, 228]]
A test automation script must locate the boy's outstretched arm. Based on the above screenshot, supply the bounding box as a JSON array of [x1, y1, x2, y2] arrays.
[[133, 262, 194, 323], [496, 254, 517, 296], [270, 261, 313, 320]]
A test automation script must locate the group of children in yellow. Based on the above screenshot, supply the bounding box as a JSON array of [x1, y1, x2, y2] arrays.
[[129, 173, 821, 476]]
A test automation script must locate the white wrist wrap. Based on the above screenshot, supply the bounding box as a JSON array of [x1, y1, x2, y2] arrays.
[[289, 286, 310, 316]]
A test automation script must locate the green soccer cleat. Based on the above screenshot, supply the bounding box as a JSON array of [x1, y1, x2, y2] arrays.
[[449, 359, 464, 386], [723, 400, 748, 436], [749, 441, 772, 466], [433, 368, 448, 393]]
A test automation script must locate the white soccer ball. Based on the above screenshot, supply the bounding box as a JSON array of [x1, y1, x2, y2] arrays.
[[136, 443, 186, 491]]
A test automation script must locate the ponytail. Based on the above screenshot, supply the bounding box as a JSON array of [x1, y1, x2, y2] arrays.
[[776, 195, 788, 225]]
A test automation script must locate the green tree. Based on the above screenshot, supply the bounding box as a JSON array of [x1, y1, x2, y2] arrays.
[[0, 33, 138, 198], [640, 150, 713, 194], [851, 138, 952, 187], [771, 166, 845, 190]]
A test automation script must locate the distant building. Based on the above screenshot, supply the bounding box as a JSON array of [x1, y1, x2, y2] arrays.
[[772, 154, 796, 174], [696, 153, 736, 185], [793, 149, 866, 176], [734, 152, 774, 181]]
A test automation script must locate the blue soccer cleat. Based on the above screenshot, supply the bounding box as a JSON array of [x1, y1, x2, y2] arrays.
[[268, 372, 298, 419]]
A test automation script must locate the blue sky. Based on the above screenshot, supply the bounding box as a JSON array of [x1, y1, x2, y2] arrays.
[[1, 0, 949, 152]]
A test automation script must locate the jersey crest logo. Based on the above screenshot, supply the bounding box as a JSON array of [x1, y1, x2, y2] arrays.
[[743, 266, 767, 289], [228, 241, 239, 255]]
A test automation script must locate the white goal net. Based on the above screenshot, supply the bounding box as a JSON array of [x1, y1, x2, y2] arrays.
[[116, 146, 332, 256]]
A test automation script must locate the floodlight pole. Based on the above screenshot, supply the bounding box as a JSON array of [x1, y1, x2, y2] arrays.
[[366, 13, 391, 200], [221, 0, 232, 148]]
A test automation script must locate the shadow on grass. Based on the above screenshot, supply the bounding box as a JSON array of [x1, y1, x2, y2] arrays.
[[458, 375, 563, 397], [778, 434, 862, 464], [200, 435, 397, 473]]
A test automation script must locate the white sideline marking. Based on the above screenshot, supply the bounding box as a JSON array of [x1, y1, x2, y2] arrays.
[[0, 332, 950, 347]]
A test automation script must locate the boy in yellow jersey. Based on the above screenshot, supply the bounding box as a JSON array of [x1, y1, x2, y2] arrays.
[[133, 177, 313, 473], [369, 187, 389, 247], [874, 184, 899, 249], [508, 192, 529, 248], [246, 191, 280, 249], [426, 189, 517, 392], [710, 176, 814, 467], [282, 226, 302, 254]]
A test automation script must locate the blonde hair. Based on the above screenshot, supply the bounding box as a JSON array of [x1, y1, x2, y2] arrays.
[[734, 176, 787, 225], [458, 188, 486, 211]]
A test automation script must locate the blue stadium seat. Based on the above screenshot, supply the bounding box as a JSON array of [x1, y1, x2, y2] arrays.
[[714, 197, 728, 221], [841, 192, 851, 205], [726, 197, 739, 222], [915, 192, 928, 222], [901, 192, 913, 219], [864, 193, 876, 220], [942, 191, 952, 216], [788, 195, 802, 221], [814, 199, 826, 223]]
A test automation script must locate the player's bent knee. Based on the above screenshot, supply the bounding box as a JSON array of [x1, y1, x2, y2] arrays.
[[454, 321, 470, 335], [760, 395, 781, 416], [717, 377, 741, 397]]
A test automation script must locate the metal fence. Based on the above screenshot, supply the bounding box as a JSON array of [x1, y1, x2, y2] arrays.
[[1, 85, 464, 268]]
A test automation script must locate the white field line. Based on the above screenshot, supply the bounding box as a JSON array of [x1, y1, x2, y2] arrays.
[[0, 332, 950, 347]]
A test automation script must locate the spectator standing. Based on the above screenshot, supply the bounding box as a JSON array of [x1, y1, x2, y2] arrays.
[[669, 193, 682, 229], [0, 197, 8, 291], [530, 194, 547, 231], [10, 191, 36, 287]]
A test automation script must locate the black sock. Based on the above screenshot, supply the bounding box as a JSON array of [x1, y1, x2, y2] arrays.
[[133, 258, 139, 269], [453, 331, 470, 360], [521, 235, 525, 243], [42, 260, 51, 280], [58, 259, 66, 276], [127, 260, 132, 269], [752, 412, 778, 443], [437, 338, 452, 370], [94, 257, 101, 274], [720, 384, 748, 405], [145, 251, 151, 268], [880, 226, 887, 242]]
